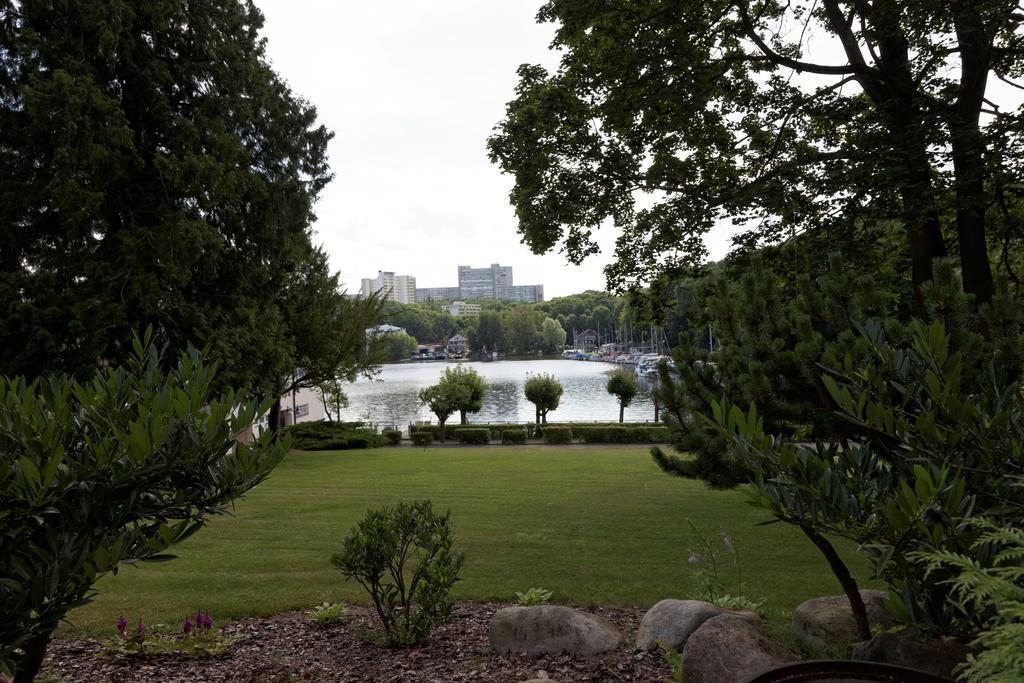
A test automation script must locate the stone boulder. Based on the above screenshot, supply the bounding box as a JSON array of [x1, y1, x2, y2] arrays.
[[681, 613, 795, 683], [635, 599, 721, 650], [489, 606, 624, 657], [853, 631, 973, 680], [793, 589, 893, 656]]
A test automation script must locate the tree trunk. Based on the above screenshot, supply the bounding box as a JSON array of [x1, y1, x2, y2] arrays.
[[541, 409, 547, 425], [950, 122, 994, 304], [14, 627, 53, 683], [619, 403, 624, 423], [535, 405, 540, 425], [800, 525, 871, 641], [438, 418, 446, 442], [460, 409, 467, 425], [947, 4, 995, 304], [824, 5, 947, 308], [268, 397, 282, 436], [892, 123, 947, 308]]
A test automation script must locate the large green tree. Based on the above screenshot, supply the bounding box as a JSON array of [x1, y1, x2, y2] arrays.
[[0, 0, 347, 395], [489, 1, 1024, 305]]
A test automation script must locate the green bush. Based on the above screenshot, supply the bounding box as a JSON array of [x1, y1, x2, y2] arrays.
[[454, 428, 489, 445], [716, 321, 1024, 641], [331, 500, 463, 647], [410, 424, 442, 438], [285, 421, 385, 450], [501, 429, 528, 444], [0, 335, 286, 680], [382, 430, 402, 446], [542, 426, 573, 444], [572, 425, 671, 443], [411, 431, 434, 447]]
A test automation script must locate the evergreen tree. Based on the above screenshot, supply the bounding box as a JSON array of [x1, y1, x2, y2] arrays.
[[0, 0, 350, 397]]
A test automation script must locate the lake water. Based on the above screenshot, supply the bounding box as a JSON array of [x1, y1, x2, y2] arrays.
[[338, 359, 659, 427]]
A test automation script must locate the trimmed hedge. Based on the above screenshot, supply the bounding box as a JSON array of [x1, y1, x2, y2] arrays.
[[411, 431, 434, 446], [383, 429, 402, 446], [454, 428, 490, 445], [501, 429, 527, 444], [542, 426, 573, 444], [573, 425, 672, 443], [285, 421, 385, 451], [410, 422, 669, 444]]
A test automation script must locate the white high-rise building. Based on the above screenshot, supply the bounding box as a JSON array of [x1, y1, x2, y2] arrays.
[[360, 271, 416, 304]]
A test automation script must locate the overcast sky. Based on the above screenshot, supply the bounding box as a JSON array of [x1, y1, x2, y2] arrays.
[[254, 1, 730, 299]]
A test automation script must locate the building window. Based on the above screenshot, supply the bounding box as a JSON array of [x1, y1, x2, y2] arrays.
[[295, 404, 309, 418]]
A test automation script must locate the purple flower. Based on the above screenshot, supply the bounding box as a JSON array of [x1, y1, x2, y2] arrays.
[[201, 611, 213, 631], [135, 618, 145, 637], [182, 614, 193, 635], [116, 615, 128, 638]]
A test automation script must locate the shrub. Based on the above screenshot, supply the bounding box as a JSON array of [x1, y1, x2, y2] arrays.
[[515, 587, 552, 606], [285, 421, 386, 450], [331, 500, 463, 646], [501, 429, 527, 444], [542, 426, 573, 444], [411, 431, 434, 447], [307, 602, 347, 626], [382, 429, 402, 446], [911, 521, 1024, 683], [454, 428, 490, 445], [716, 321, 1024, 640], [0, 334, 286, 680], [571, 425, 671, 443], [410, 424, 442, 438]]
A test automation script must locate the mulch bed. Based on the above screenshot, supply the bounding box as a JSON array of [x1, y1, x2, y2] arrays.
[[42, 603, 672, 682]]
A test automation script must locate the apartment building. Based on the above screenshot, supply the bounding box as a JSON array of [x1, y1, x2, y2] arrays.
[[360, 271, 416, 304], [414, 264, 544, 303], [442, 301, 482, 316]]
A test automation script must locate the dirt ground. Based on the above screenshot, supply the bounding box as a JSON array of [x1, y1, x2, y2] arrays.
[[42, 602, 673, 682]]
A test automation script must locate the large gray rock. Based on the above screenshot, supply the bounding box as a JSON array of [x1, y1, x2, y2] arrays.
[[793, 589, 893, 656], [489, 605, 624, 657], [853, 631, 972, 680], [635, 599, 721, 650], [681, 613, 795, 683]]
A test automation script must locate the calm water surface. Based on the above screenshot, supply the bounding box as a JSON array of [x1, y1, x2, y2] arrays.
[[339, 359, 659, 427]]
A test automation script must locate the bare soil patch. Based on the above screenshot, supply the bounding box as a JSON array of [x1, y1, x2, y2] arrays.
[[43, 603, 671, 682]]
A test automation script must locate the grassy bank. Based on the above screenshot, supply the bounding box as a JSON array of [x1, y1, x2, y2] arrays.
[[62, 446, 873, 636]]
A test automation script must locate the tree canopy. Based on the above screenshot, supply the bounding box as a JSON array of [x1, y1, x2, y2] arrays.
[[489, 1, 1024, 305], [439, 364, 487, 425], [0, 0, 373, 397], [524, 373, 564, 424]]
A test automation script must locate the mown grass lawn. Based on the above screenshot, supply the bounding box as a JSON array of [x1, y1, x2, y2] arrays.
[[62, 445, 874, 636]]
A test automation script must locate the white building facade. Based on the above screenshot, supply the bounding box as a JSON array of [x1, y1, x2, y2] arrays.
[[443, 301, 482, 316], [360, 271, 416, 304]]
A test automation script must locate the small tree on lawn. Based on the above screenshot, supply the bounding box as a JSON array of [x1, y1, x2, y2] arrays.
[[606, 369, 638, 423], [524, 374, 563, 424], [319, 379, 349, 422], [440, 364, 487, 425], [418, 382, 468, 442], [0, 333, 288, 682]]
